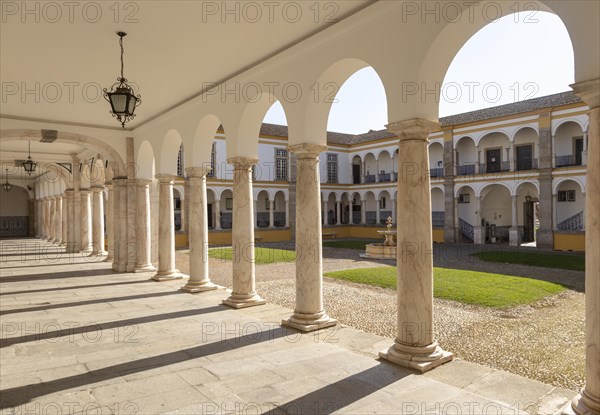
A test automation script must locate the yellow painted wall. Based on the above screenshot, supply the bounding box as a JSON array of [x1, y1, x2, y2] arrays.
[[432, 229, 445, 243], [554, 232, 585, 252], [175, 226, 447, 248]]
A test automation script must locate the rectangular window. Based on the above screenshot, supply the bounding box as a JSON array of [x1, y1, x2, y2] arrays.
[[458, 194, 470, 204], [275, 148, 288, 181], [225, 198, 233, 210], [558, 190, 576, 202], [327, 153, 338, 183]]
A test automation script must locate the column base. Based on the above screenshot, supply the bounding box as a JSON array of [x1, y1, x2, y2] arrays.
[[282, 311, 337, 332], [181, 280, 219, 293], [561, 389, 600, 415], [509, 227, 520, 247], [379, 341, 454, 373], [103, 255, 114, 263], [222, 293, 266, 309], [474, 226, 485, 245], [151, 269, 185, 281], [133, 264, 157, 273]]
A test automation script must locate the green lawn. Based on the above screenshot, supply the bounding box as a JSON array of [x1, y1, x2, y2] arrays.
[[324, 267, 566, 308], [208, 247, 296, 265], [323, 240, 379, 250], [473, 251, 585, 271]]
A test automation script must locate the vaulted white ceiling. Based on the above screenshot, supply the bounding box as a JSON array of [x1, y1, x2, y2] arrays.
[[0, 1, 370, 129]]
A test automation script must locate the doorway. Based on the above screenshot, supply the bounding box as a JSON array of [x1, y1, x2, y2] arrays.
[[486, 148, 501, 172]]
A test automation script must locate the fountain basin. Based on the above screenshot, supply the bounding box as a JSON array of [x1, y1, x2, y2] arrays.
[[360, 243, 396, 259]]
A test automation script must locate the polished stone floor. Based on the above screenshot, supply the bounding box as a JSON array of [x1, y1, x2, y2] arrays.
[[0, 238, 576, 414]]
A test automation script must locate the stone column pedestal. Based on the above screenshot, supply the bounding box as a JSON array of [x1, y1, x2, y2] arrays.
[[379, 119, 453, 372], [282, 144, 336, 332], [91, 187, 106, 256], [49, 197, 56, 243], [222, 158, 266, 308], [80, 190, 92, 252], [182, 167, 217, 293], [152, 175, 184, 281], [134, 179, 156, 273]]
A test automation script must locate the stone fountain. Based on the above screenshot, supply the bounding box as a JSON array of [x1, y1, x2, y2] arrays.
[[360, 217, 397, 259]]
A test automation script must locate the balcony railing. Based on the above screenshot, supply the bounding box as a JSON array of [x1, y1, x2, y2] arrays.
[[457, 164, 476, 176], [432, 211, 445, 228], [366, 211, 377, 225], [430, 167, 444, 178], [557, 211, 584, 231], [379, 211, 392, 225], [378, 173, 391, 182], [555, 155, 581, 167], [459, 218, 474, 241], [274, 212, 286, 228], [257, 212, 269, 228], [364, 175, 376, 183], [221, 212, 232, 229], [516, 158, 538, 171], [479, 161, 510, 174], [352, 211, 361, 224]]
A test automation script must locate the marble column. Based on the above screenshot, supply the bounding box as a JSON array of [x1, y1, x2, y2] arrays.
[[509, 195, 520, 247], [322, 200, 326, 225], [285, 199, 290, 228], [112, 179, 126, 272], [152, 175, 184, 281], [336, 200, 342, 225], [80, 190, 92, 252], [105, 184, 114, 262], [392, 198, 397, 225], [65, 190, 77, 253], [361, 200, 366, 225], [60, 195, 67, 247], [375, 200, 381, 226], [134, 179, 156, 273], [49, 197, 56, 242], [182, 167, 217, 293], [282, 144, 335, 331], [552, 194, 558, 230], [222, 157, 266, 308], [379, 118, 453, 372], [269, 199, 275, 228], [54, 196, 63, 245], [42, 198, 48, 240], [181, 179, 190, 233], [566, 79, 600, 415], [91, 187, 106, 256], [214, 199, 221, 230]]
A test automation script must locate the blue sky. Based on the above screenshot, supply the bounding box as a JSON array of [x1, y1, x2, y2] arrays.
[[264, 11, 574, 134]]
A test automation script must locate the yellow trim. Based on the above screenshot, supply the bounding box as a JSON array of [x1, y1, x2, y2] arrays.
[[432, 229, 445, 243], [549, 109, 589, 120], [554, 232, 585, 252]]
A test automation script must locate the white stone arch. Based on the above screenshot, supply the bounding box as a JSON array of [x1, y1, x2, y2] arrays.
[[514, 180, 540, 196], [416, 1, 593, 121], [553, 177, 585, 195], [454, 183, 477, 198], [478, 182, 512, 198], [88, 157, 106, 187], [431, 187, 445, 212], [512, 125, 540, 141], [454, 135, 476, 149], [299, 58, 388, 147], [136, 140, 155, 180], [476, 131, 511, 148], [192, 113, 225, 169], [364, 152, 377, 177], [428, 141, 444, 169], [552, 118, 587, 137], [160, 129, 184, 176], [229, 93, 290, 160], [0, 129, 126, 174]]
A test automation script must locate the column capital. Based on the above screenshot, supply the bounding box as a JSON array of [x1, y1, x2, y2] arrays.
[[387, 118, 440, 141], [65, 189, 75, 196], [185, 166, 212, 178], [288, 144, 327, 159], [571, 78, 600, 109], [80, 189, 91, 195], [155, 174, 177, 184], [136, 179, 153, 187], [91, 186, 105, 193], [227, 157, 258, 170]]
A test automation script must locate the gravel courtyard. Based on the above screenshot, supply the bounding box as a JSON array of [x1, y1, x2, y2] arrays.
[[175, 243, 585, 391]]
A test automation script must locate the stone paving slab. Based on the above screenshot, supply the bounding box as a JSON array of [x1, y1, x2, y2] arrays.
[[0, 239, 577, 415]]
